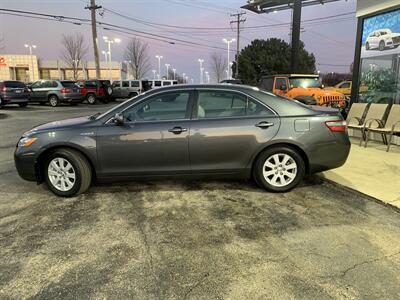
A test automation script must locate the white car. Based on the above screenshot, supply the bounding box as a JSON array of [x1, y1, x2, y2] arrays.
[[365, 28, 400, 51]]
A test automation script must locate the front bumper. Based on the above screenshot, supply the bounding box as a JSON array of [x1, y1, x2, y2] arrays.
[[14, 149, 38, 182]]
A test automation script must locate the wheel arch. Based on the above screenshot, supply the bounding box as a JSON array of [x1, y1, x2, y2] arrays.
[[250, 142, 310, 176], [36, 144, 97, 183], [47, 93, 59, 100]]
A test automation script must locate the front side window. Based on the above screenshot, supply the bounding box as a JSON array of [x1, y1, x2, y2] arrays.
[[196, 91, 273, 119], [340, 82, 351, 89], [275, 78, 287, 90], [122, 92, 190, 122], [112, 81, 121, 88]]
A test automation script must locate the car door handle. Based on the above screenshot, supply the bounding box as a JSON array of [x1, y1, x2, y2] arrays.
[[168, 126, 187, 134], [255, 121, 274, 129]]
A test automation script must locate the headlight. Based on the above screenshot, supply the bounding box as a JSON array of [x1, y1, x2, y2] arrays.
[[18, 136, 38, 148]]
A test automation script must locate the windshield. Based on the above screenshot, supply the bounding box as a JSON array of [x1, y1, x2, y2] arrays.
[[289, 77, 322, 89]]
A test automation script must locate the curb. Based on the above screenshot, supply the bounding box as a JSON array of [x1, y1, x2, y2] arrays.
[[320, 176, 400, 214]]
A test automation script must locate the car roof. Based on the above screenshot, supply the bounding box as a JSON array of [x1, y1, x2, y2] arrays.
[[261, 74, 319, 78], [146, 83, 260, 93]]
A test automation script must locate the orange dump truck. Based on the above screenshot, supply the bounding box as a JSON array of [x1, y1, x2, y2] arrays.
[[260, 74, 347, 108]]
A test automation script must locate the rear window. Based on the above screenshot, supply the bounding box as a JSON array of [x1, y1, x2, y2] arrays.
[[61, 81, 77, 88], [4, 81, 25, 88]]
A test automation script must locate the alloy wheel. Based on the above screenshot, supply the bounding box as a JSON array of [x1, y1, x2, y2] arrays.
[[49, 97, 58, 107], [87, 95, 96, 104], [47, 157, 76, 192], [262, 153, 297, 187]]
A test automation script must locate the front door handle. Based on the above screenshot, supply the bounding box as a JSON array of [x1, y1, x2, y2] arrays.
[[168, 126, 187, 134], [255, 121, 274, 129]]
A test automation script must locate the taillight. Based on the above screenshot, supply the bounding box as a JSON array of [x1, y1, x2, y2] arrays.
[[61, 88, 71, 93], [325, 120, 347, 132], [2, 87, 7, 92]]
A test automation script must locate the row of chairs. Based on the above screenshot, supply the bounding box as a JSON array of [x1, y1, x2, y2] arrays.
[[346, 103, 400, 152]]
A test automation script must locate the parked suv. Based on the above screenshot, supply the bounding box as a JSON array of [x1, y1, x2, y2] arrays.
[[0, 80, 30, 108], [29, 80, 82, 107], [77, 80, 113, 104], [366, 29, 400, 51], [112, 79, 151, 99]]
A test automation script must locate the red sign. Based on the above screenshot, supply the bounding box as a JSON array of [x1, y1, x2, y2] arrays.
[[0, 57, 6, 67]]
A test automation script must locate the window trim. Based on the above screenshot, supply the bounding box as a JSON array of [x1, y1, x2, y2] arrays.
[[106, 89, 195, 124], [192, 88, 277, 120]]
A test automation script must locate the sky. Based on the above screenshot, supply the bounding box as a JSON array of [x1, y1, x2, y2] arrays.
[[0, 0, 357, 82]]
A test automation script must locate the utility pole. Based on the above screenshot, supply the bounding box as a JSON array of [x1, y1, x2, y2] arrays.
[[85, 0, 101, 79], [230, 12, 246, 79]]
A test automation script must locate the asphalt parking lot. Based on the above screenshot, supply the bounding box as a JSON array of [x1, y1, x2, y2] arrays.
[[1, 103, 400, 299]]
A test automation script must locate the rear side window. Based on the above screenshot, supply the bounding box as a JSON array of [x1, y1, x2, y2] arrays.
[[154, 81, 162, 87], [112, 81, 121, 88], [122, 81, 129, 87], [197, 91, 273, 119], [163, 81, 171, 86], [61, 81, 77, 88], [130, 81, 140, 87], [275, 78, 287, 90], [85, 81, 98, 88], [4, 81, 25, 88], [260, 78, 273, 92], [42, 81, 58, 88]]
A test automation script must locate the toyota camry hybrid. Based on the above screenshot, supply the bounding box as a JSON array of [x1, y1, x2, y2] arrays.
[[14, 84, 350, 197]]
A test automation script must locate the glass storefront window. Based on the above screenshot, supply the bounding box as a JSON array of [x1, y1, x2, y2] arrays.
[[358, 9, 400, 104]]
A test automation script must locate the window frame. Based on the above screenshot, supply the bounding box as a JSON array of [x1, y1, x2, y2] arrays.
[[192, 88, 277, 120], [108, 89, 195, 124]]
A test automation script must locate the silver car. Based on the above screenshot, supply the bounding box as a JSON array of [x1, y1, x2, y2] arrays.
[[28, 80, 82, 107], [15, 84, 350, 197]]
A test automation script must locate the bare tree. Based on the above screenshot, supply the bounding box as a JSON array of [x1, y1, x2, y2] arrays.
[[209, 52, 227, 83], [61, 33, 88, 80], [124, 38, 151, 79]]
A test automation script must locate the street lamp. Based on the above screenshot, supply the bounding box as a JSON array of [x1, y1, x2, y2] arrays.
[[103, 36, 121, 82], [205, 71, 210, 83], [165, 63, 170, 80], [152, 70, 157, 80], [198, 58, 204, 83], [172, 68, 176, 80], [24, 43, 37, 81], [155, 55, 163, 79], [223, 38, 235, 79]]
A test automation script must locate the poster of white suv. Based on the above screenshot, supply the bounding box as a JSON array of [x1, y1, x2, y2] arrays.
[[365, 29, 400, 51]]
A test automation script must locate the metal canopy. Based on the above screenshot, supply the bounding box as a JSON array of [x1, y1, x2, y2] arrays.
[[242, 0, 342, 14]]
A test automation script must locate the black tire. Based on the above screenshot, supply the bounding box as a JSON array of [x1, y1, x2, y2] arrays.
[[129, 92, 138, 98], [86, 94, 97, 105], [19, 102, 28, 107], [48, 95, 59, 107], [253, 146, 305, 192], [365, 42, 369, 50], [44, 149, 92, 197], [379, 41, 385, 51]]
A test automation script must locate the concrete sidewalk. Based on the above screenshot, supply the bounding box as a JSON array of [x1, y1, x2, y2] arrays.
[[322, 137, 400, 208]]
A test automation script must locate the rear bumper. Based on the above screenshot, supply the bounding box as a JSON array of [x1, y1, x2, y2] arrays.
[[307, 138, 351, 173], [14, 149, 37, 182], [1, 96, 29, 105]]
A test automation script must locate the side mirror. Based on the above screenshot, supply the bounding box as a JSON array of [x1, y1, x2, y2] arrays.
[[114, 113, 124, 126]]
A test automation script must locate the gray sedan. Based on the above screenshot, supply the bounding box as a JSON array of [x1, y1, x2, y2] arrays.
[[14, 84, 350, 197]]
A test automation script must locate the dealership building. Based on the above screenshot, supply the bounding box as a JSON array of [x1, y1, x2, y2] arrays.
[[351, 0, 400, 105], [0, 54, 127, 82]]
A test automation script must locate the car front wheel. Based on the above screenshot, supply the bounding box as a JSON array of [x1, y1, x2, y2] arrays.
[[45, 149, 92, 197], [253, 146, 305, 192], [379, 41, 385, 51]]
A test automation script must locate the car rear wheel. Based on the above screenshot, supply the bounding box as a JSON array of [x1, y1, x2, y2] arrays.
[[253, 146, 305, 192], [45, 149, 92, 197], [86, 94, 97, 105], [49, 95, 59, 107]]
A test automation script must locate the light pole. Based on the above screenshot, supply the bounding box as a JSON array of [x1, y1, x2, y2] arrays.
[[205, 71, 210, 83], [223, 38, 235, 79], [182, 73, 186, 83], [103, 36, 121, 82], [152, 70, 157, 79], [24, 43, 37, 81], [198, 59, 204, 83], [185, 76, 189, 83], [155, 55, 163, 79], [165, 63, 170, 80], [172, 68, 176, 80]]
